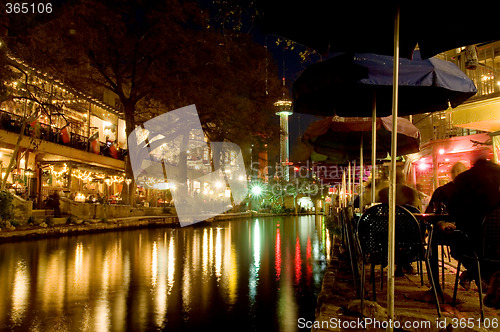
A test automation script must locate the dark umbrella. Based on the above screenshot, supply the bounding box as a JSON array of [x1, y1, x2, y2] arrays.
[[302, 115, 420, 164], [293, 52, 477, 117], [256, 2, 499, 60]]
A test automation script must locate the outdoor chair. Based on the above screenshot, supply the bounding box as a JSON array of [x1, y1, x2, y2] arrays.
[[405, 203, 451, 292], [357, 203, 441, 317], [340, 206, 361, 294], [452, 205, 500, 321]]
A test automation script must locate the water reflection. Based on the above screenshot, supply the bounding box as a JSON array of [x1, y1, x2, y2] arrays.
[[0, 215, 327, 331]]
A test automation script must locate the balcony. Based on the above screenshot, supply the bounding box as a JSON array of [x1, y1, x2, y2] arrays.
[[0, 110, 125, 161]]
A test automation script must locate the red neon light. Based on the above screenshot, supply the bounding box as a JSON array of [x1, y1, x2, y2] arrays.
[[275, 229, 281, 281]]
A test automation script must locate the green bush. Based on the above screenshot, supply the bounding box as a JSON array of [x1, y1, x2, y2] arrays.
[[325, 215, 341, 236], [0, 190, 14, 221], [44, 216, 53, 227], [66, 216, 76, 225]]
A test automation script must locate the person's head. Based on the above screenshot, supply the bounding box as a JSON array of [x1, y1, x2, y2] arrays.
[[450, 162, 467, 180], [395, 169, 405, 184]]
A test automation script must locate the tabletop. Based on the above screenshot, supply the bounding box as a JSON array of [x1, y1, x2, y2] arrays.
[[412, 213, 452, 225]]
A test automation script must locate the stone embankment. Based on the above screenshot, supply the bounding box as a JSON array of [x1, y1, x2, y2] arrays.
[[0, 211, 301, 243]]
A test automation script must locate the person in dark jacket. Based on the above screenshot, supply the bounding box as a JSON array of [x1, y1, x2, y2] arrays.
[[425, 162, 467, 294], [449, 158, 500, 289], [378, 170, 423, 276]]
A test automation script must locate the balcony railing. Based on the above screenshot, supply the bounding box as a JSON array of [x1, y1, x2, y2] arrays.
[[0, 110, 125, 160]]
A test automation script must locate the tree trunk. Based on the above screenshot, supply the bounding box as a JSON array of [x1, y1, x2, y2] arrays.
[[1, 121, 28, 191], [122, 101, 136, 206]]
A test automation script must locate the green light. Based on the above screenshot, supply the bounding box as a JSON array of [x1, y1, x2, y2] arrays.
[[251, 185, 262, 196]]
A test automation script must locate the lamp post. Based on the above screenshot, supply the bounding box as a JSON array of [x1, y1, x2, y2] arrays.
[[104, 178, 112, 202], [25, 168, 34, 200]]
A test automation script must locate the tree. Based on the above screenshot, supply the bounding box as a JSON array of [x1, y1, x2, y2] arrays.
[[7, 0, 282, 204], [0, 57, 67, 191], [7, 0, 209, 204]]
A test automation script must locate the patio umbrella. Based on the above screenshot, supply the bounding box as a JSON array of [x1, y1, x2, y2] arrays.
[[257, 1, 497, 322], [302, 115, 420, 164], [293, 51, 477, 118], [256, 2, 499, 60]]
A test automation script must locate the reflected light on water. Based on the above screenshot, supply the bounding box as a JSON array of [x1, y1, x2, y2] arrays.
[[0, 216, 326, 331], [202, 228, 209, 278], [249, 220, 261, 305], [154, 237, 168, 329], [95, 248, 111, 332], [295, 236, 302, 285], [275, 227, 281, 281], [151, 241, 158, 288], [227, 242, 238, 306], [253, 221, 260, 269], [167, 235, 175, 295], [215, 228, 222, 281], [74, 242, 83, 287], [11, 260, 29, 325], [182, 233, 191, 318], [40, 251, 65, 314]]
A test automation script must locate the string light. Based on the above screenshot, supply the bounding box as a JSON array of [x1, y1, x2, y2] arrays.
[[47, 164, 68, 180]]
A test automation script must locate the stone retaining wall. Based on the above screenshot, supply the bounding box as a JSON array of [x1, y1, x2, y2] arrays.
[[59, 198, 176, 220]]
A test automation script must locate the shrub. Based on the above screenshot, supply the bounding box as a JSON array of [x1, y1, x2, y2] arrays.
[[0, 190, 14, 221], [27, 216, 36, 224], [44, 216, 53, 227], [66, 216, 76, 225], [325, 215, 341, 236]]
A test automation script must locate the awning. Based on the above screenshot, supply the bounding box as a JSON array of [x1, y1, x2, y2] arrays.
[[451, 96, 500, 132], [39, 160, 125, 177]]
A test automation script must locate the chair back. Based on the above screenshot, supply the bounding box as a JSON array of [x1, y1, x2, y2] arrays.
[[402, 204, 420, 213], [482, 205, 500, 261], [357, 203, 424, 265]]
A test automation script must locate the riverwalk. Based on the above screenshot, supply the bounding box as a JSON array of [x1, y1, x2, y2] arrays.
[[314, 235, 500, 331]]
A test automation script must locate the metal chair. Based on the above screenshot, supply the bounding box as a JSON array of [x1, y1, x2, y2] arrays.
[[406, 203, 451, 292], [357, 203, 441, 317], [452, 205, 500, 321], [340, 206, 361, 295]]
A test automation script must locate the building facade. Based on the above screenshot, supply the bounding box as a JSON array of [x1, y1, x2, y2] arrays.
[[410, 41, 500, 196], [0, 55, 127, 208]]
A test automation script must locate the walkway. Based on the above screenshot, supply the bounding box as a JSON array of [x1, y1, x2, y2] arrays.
[[314, 236, 500, 331]]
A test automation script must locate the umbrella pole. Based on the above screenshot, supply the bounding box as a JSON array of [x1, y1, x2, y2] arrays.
[[371, 93, 377, 205], [360, 135, 363, 212], [387, 5, 400, 328], [348, 162, 351, 204], [353, 160, 356, 203]]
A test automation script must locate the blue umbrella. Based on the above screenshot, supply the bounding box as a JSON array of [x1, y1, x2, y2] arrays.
[[293, 51, 477, 117]]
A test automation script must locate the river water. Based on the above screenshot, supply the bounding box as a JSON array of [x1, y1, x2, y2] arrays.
[[0, 215, 329, 331]]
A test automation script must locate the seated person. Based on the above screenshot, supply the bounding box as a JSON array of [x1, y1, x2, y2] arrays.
[[425, 162, 467, 293], [449, 157, 500, 289], [378, 170, 423, 276], [378, 170, 422, 212], [426, 162, 467, 214]]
